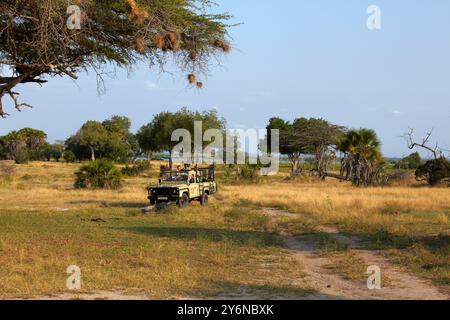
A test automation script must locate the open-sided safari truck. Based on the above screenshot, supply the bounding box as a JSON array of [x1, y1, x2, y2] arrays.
[[148, 165, 217, 210]]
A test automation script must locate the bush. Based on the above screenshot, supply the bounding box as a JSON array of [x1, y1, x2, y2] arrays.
[[121, 160, 150, 177], [395, 152, 423, 170], [63, 150, 77, 163], [74, 160, 123, 189], [12, 150, 29, 164], [237, 164, 261, 182], [415, 158, 450, 186]]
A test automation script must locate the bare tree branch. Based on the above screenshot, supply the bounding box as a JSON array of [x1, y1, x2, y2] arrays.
[[404, 127, 441, 159]]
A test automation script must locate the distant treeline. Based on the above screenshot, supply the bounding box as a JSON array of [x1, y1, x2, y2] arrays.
[[1, 108, 448, 186], [0, 108, 225, 165]]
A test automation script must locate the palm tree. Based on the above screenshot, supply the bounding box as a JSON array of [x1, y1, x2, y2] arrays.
[[338, 128, 382, 186]]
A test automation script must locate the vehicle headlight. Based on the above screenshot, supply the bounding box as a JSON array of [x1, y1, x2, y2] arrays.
[[172, 189, 178, 195]]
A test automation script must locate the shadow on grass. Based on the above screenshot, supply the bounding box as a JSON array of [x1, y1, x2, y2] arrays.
[[120, 225, 282, 247], [197, 281, 339, 300], [341, 229, 450, 282], [69, 200, 147, 208], [351, 230, 450, 253]]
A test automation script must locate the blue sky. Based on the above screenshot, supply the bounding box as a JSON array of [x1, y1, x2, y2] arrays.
[[1, 0, 449, 157]]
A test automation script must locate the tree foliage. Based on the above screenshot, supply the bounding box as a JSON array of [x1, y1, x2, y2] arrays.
[[0, 0, 231, 117], [71, 121, 108, 161], [338, 128, 383, 186], [292, 118, 344, 178], [67, 115, 136, 162], [137, 107, 225, 167], [395, 152, 423, 170], [266, 117, 344, 177], [0, 127, 47, 163], [266, 117, 303, 176], [415, 158, 450, 186], [403, 128, 450, 186]]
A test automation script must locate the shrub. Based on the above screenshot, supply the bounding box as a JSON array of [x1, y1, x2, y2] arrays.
[[395, 152, 423, 170], [415, 158, 450, 186], [237, 164, 261, 182], [121, 160, 150, 177], [63, 150, 77, 163], [74, 160, 123, 189], [14, 150, 29, 164]]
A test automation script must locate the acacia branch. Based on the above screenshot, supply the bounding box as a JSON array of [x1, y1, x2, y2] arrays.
[[7, 91, 33, 112]]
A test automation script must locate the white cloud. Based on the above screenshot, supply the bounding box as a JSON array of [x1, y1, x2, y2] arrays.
[[390, 110, 402, 115], [145, 81, 160, 90]]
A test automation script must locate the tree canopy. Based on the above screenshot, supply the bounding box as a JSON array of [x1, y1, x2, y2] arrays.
[[66, 115, 137, 162], [137, 107, 225, 167], [338, 128, 383, 185], [395, 152, 423, 170], [0, 127, 48, 163], [0, 0, 231, 117], [266, 116, 344, 177]]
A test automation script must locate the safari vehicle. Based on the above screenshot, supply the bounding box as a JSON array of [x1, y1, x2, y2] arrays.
[[148, 165, 217, 209]]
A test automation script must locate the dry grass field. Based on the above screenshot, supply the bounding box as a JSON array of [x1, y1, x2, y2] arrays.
[[0, 161, 448, 299]]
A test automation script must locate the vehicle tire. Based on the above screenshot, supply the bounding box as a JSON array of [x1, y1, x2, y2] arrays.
[[200, 192, 209, 206], [178, 193, 189, 209]]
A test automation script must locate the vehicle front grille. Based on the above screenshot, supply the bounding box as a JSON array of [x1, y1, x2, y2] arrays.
[[155, 188, 174, 195]]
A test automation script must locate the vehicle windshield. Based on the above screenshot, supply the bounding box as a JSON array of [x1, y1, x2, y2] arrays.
[[161, 172, 189, 182]]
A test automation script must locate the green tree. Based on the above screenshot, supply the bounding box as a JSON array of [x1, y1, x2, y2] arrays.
[[266, 117, 344, 177], [266, 117, 303, 176], [1, 128, 47, 163], [291, 118, 344, 178], [63, 150, 77, 163], [0, 0, 231, 117], [40, 143, 64, 162], [0, 136, 7, 159], [102, 116, 135, 162], [138, 107, 226, 168], [395, 152, 423, 170], [415, 158, 450, 186], [136, 123, 159, 161], [338, 128, 383, 186], [404, 128, 450, 186], [2, 131, 27, 163], [73, 121, 109, 161], [67, 115, 139, 162]]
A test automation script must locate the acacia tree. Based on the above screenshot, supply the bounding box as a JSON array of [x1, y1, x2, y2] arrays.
[[266, 117, 304, 176], [266, 117, 344, 178], [291, 118, 344, 179], [0, 0, 231, 117]]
